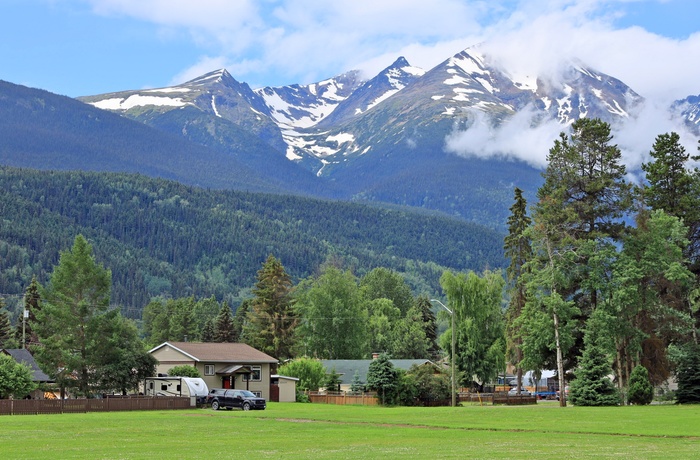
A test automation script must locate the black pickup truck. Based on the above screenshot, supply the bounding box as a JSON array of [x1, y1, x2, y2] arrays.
[[207, 389, 267, 411]]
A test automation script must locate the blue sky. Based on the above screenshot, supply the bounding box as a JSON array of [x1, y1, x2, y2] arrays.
[[1, 0, 699, 103]]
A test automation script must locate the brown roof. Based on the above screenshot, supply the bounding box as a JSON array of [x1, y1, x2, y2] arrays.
[[150, 342, 278, 363]]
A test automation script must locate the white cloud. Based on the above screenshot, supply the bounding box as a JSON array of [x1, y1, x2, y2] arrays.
[[444, 106, 565, 168], [79, 0, 700, 106], [83, 0, 700, 165]]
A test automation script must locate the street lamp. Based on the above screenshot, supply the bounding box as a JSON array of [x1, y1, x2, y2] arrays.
[[431, 299, 456, 407]]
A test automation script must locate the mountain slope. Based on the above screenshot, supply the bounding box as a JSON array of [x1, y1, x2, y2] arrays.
[[0, 166, 505, 316], [23, 44, 684, 230], [0, 79, 281, 193]]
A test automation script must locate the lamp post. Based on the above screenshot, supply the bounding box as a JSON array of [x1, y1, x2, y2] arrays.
[[431, 299, 456, 407]]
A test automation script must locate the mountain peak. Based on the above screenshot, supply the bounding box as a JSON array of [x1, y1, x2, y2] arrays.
[[183, 68, 236, 87], [391, 56, 410, 68]]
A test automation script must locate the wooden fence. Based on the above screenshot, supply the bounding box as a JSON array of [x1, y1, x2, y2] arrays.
[[0, 396, 192, 416], [459, 393, 537, 405], [308, 392, 379, 406]]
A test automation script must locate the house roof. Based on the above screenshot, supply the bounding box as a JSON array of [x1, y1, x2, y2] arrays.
[[320, 359, 435, 385], [149, 342, 278, 364], [1, 348, 54, 383]]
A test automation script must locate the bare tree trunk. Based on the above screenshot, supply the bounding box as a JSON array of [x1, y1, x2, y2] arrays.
[[553, 310, 566, 407]]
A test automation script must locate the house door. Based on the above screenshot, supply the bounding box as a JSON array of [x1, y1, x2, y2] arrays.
[[223, 377, 231, 389], [270, 384, 280, 402]]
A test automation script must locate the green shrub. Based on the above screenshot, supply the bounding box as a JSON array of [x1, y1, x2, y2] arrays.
[[628, 365, 653, 405], [167, 365, 201, 378]]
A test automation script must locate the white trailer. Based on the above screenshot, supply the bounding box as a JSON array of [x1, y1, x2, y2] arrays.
[[144, 377, 209, 406]]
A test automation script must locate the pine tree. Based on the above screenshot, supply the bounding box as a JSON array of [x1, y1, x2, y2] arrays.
[[245, 255, 297, 359], [569, 324, 620, 406], [415, 295, 439, 360], [676, 343, 700, 404], [200, 318, 215, 342], [325, 367, 342, 392], [34, 234, 112, 397], [366, 353, 398, 405], [504, 187, 532, 393], [642, 132, 700, 340], [214, 303, 237, 343], [527, 118, 632, 400], [15, 276, 41, 347], [170, 297, 199, 342], [350, 369, 365, 393], [0, 308, 14, 348]]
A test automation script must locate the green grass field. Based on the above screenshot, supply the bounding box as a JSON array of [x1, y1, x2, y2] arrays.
[[1, 402, 698, 459]]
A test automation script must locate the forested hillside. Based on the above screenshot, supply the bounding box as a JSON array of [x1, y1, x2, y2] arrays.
[[0, 167, 505, 319]]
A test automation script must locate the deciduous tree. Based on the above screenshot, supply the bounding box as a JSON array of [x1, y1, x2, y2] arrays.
[[440, 270, 505, 390], [0, 354, 35, 399], [294, 267, 368, 359], [277, 357, 326, 391]]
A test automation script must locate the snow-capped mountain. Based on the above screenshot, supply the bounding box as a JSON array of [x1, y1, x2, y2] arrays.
[[315, 57, 425, 128], [277, 47, 644, 174], [77, 45, 693, 228], [80, 69, 287, 153], [255, 70, 365, 129], [672, 94, 700, 135]]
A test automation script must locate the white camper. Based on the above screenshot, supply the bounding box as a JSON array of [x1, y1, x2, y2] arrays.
[[144, 377, 209, 406]]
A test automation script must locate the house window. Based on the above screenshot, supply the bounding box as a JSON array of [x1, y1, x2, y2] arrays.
[[251, 391, 262, 398], [244, 366, 261, 382], [204, 364, 215, 376]]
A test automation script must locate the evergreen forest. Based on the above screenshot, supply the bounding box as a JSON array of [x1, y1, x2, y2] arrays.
[[0, 166, 505, 320]]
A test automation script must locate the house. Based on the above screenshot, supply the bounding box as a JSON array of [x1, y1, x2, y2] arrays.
[[1, 348, 54, 399], [319, 359, 436, 392], [149, 342, 278, 400]]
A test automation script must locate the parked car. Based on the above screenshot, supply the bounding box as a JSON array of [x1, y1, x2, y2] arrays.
[[508, 387, 531, 396], [207, 389, 266, 411]]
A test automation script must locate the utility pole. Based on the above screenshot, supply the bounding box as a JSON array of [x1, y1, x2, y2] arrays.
[[431, 299, 456, 407]]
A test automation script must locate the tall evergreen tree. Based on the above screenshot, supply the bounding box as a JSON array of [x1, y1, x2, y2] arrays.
[[526, 118, 632, 395], [642, 132, 700, 340], [504, 187, 532, 393], [214, 303, 237, 343], [244, 255, 297, 359], [415, 295, 439, 360], [232, 299, 251, 341], [675, 342, 700, 404], [170, 297, 199, 342], [200, 318, 215, 342], [0, 308, 13, 348], [605, 210, 693, 388], [15, 277, 41, 348], [34, 235, 112, 397]]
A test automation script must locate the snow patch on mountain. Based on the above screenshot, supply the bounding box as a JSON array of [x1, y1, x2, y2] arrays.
[[92, 95, 190, 110]]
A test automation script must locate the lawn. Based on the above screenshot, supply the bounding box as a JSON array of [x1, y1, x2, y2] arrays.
[[0, 402, 698, 459]]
